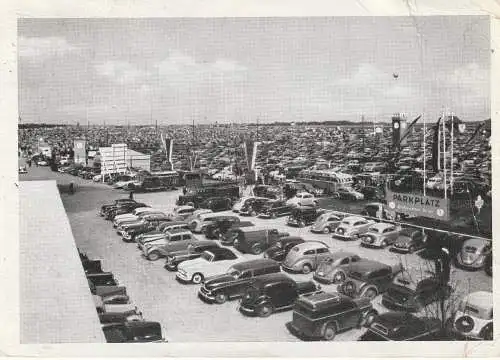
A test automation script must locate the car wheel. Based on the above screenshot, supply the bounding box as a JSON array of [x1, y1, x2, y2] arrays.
[[302, 264, 312, 274], [322, 322, 337, 341], [322, 227, 331, 234], [250, 209, 257, 217], [214, 292, 228, 304], [408, 245, 416, 253], [252, 243, 263, 255], [257, 303, 274, 318], [381, 240, 388, 248], [271, 212, 277, 219], [362, 288, 378, 300], [359, 310, 378, 328], [147, 251, 161, 261], [298, 221, 306, 228], [192, 273, 204, 284]]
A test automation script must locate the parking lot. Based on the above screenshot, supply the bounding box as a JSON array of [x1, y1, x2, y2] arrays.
[[21, 165, 492, 342]]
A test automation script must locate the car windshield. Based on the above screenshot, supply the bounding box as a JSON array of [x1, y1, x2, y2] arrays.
[[399, 228, 415, 237], [368, 227, 381, 233], [201, 252, 214, 261]]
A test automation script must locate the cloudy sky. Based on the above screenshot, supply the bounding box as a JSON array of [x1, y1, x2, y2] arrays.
[[18, 17, 490, 125]]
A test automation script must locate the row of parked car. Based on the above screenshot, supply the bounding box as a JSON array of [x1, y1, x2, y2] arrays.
[[97, 197, 493, 341], [79, 250, 167, 343]]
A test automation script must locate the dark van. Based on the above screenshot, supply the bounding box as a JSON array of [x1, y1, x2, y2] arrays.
[[220, 221, 255, 245], [287, 206, 325, 228]]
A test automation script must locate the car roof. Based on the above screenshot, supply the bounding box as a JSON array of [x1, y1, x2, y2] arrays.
[[463, 237, 490, 247], [348, 259, 389, 273], [296, 291, 352, 312], [343, 216, 368, 222], [465, 291, 493, 309], [232, 259, 279, 271], [292, 241, 328, 251], [166, 228, 192, 235], [252, 273, 293, 286], [192, 240, 219, 248], [328, 251, 359, 260], [279, 236, 305, 243], [368, 222, 394, 230], [204, 247, 235, 257], [175, 205, 195, 211]]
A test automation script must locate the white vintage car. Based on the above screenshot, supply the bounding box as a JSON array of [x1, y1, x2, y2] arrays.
[[176, 248, 242, 284], [112, 208, 160, 227], [333, 216, 375, 241], [286, 192, 318, 207], [448, 291, 493, 340], [168, 205, 196, 221], [360, 223, 402, 248]]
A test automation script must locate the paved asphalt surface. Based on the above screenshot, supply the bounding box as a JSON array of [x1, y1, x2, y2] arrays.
[[20, 163, 492, 342]]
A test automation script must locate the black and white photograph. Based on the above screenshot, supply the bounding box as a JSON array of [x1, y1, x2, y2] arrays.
[[12, 11, 495, 351]]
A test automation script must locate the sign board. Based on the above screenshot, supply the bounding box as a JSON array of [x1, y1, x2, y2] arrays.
[[386, 190, 450, 221], [100, 143, 128, 176], [74, 139, 87, 164]]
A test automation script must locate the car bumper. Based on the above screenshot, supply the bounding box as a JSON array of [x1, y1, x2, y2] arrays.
[[282, 264, 300, 273], [313, 274, 333, 284], [258, 213, 271, 218], [176, 272, 191, 282], [389, 246, 411, 254], [197, 289, 216, 303], [361, 241, 383, 248], [456, 258, 484, 269], [122, 233, 134, 242], [333, 234, 356, 241], [238, 304, 256, 316]]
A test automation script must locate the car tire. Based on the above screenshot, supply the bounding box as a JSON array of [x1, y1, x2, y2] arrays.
[[408, 245, 416, 253], [381, 240, 388, 248], [333, 271, 346, 283], [250, 209, 257, 217], [359, 310, 378, 328], [322, 322, 337, 341], [147, 251, 161, 261], [252, 243, 263, 255], [214, 292, 228, 304], [271, 212, 277, 219], [298, 221, 306, 228], [257, 303, 274, 318], [322, 227, 331, 234], [362, 287, 378, 300], [192, 273, 204, 284], [302, 264, 312, 274]]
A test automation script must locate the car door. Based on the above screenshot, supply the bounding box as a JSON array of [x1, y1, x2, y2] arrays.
[[384, 227, 398, 244], [303, 249, 316, 267], [315, 247, 331, 269], [231, 270, 253, 297]]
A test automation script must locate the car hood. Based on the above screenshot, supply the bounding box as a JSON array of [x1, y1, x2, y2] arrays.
[[283, 251, 302, 267], [394, 236, 412, 246], [178, 257, 208, 271]]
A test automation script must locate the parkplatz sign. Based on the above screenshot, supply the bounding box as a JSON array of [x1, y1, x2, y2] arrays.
[[100, 143, 128, 176], [385, 190, 450, 221]]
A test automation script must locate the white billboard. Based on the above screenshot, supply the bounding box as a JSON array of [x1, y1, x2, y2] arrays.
[[100, 143, 128, 176]]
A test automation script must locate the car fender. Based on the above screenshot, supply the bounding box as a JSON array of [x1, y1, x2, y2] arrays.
[[359, 284, 378, 297]]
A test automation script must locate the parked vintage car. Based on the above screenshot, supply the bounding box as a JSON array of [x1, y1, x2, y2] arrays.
[[232, 196, 260, 213], [118, 213, 170, 238], [360, 223, 402, 249], [257, 200, 294, 219], [87, 272, 118, 287], [238, 273, 319, 317], [164, 240, 221, 271], [102, 321, 166, 343], [337, 260, 404, 300], [140, 228, 198, 261], [106, 202, 149, 221], [219, 221, 255, 245], [167, 205, 196, 221], [446, 291, 493, 340], [382, 274, 452, 312], [113, 208, 164, 228], [176, 247, 242, 284], [359, 312, 445, 341], [389, 228, 428, 254], [198, 196, 233, 212], [189, 213, 228, 233], [203, 216, 240, 239], [99, 198, 137, 217], [198, 259, 281, 304], [287, 292, 377, 340], [310, 211, 344, 234], [455, 238, 492, 271], [286, 206, 326, 228], [333, 187, 365, 201], [282, 241, 332, 274], [239, 197, 272, 216], [286, 192, 318, 207], [313, 251, 364, 284], [91, 285, 130, 306], [233, 227, 290, 255], [263, 236, 305, 263], [97, 303, 143, 324], [333, 216, 375, 241], [360, 202, 393, 220]]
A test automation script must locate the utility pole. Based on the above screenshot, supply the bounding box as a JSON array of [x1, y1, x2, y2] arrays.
[[361, 114, 365, 153]]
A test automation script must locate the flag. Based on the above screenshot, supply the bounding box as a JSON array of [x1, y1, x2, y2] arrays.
[[243, 140, 259, 171]]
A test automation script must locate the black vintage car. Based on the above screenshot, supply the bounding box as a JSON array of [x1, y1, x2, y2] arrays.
[[258, 200, 294, 219], [198, 259, 281, 304], [359, 312, 446, 341], [286, 206, 326, 228], [238, 273, 318, 317], [382, 275, 452, 312], [102, 321, 166, 343], [263, 236, 305, 262], [219, 221, 255, 245], [390, 228, 427, 254], [82, 259, 103, 274], [164, 240, 221, 271], [288, 291, 377, 340], [87, 272, 118, 287], [199, 196, 233, 212], [203, 216, 241, 239], [99, 199, 137, 217]]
